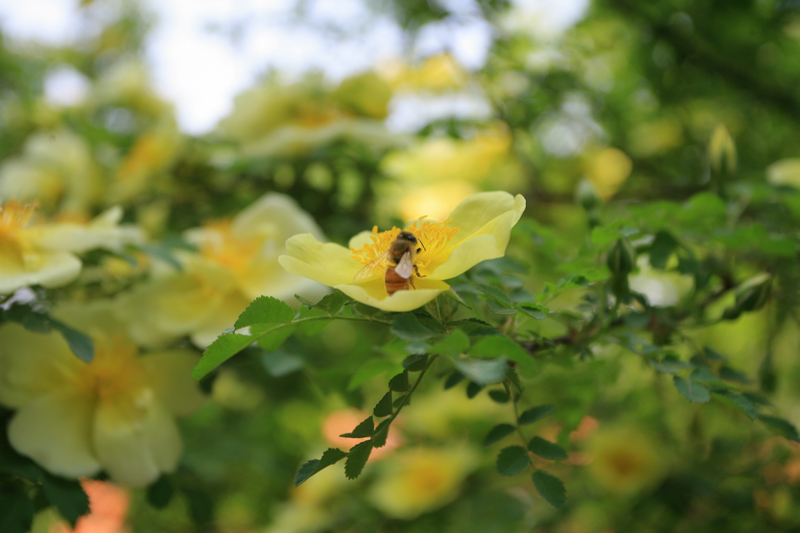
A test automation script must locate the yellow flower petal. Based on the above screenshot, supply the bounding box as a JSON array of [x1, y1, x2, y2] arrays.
[[142, 350, 207, 417], [0, 324, 82, 408], [8, 388, 101, 478], [336, 278, 451, 312], [92, 396, 182, 488], [279, 234, 362, 287], [0, 249, 81, 295], [444, 191, 525, 249]]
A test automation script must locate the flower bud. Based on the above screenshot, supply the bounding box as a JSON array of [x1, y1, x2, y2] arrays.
[[709, 124, 736, 175], [576, 177, 603, 212], [722, 273, 772, 319], [606, 237, 636, 277]]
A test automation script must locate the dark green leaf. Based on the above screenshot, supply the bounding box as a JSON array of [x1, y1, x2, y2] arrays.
[[483, 423, 516, 447], [234, 296, 294, 328], [392, 395, 408, 409], [713, 391, 757, 420], [345, 441, 373, 479], [429, 329, 470, 357], [294, 306, 333, 335], [454, 358, 508, 385], [182, 488, 213, 525], [703, 346, 728, 362], [466, 381, 484, 398], [690, 367, 722, 383], [718, 366, 753, 384], [373, 420, 391, 448], [318, 448, 348, 470], [469, 335, 536, 376], [532, 470, 567, 509], [528, 437, 568, 460], [262, 351, 303, 377], [649, 230, 678, 270], [340, 416, 374, 438], [496, 446, 530, 476], [389, 370, 410, 392], [477, 283, 512, 305], [519, 404, 556, 425], [488, 389, 510, 403], [314, 291, 350, 314], [486, 298, 517, 315], [41, 473, 89, 526], [648, 355, 695, 374], [0, 487, 35, 533], [373, 391, 393, 417], [294, 459, 320, 486], [517, 303, 549, 320], [673, 376, 710, 403], [759, 415, 800, 442], [192, 333, 255, 380], [444, 371, 465, 389], [50, 320, 94, 363], [402, 353, 428, 372], [391, 314, 438, 342], [146, 475, 174, 509]]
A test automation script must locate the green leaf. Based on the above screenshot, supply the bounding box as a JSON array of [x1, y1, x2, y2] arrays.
[[488, 389, 510, 403], [41, 473, 89, 526], [466, 381, 484, 398], [294, 459, 320, 486], [673, 376, 710, 403], [373, 391, 393, 417], [648, 355, 695, 374], [389, 370, 410, 392], [340, 416, 374, 438], [477, 283, 512, 305], [454, 358, 507, 385], [519, 404, 556, 425], [262, 351, 303, 377], [483, 423, 516, 447], [392, 394, 408, 409], [391, 314, 438, 342], [294, 306, 333, 335], [759, 415, 800, 442], [713, 391, 757, 420], [314, 291, 350, 314], [254, 324, 295, 351], [345, 441, 373, 479], [348, 358, 402, 391], [469, 335, 537, 377], [50, 319, 94, 363], [0, 487, 35, 533], [517, 303, 549, 320], [496, 446, 530, 476], [528, 437, 568, 460], [181, 487, 213, 525], [690, 367, 722, 383], [429, 329, 470, 357], [146, 475, 174, 509], [444, 371, 465, 389], [234, 296, 294, 328], [532, 471, 567, 509], [718, 366, 753, 384], [649, 230, 678, 270], [192, 333, 255, 380], [703, 346, 728, 362], [486, 298, 518, 315], [402, 353, 428, 372], [372, 420, 391, 448]]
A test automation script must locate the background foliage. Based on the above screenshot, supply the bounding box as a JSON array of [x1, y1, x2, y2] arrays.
[[1, 0, 799, 532]]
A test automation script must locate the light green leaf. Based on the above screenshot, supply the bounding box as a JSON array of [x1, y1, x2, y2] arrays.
[[234, 296, 295, 328]]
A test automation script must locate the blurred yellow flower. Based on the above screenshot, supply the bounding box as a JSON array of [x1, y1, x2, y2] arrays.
[[0, 301, 205, 487], [584, 147, 632, 200], [117, 193, 326, 347], [279, 191, 525, 312], [0, 202, 143, 294], [767, 158, 800, 188], [587, 426, 666, 494], [217, 72, 401, 158], [0, 129, 103, 216], [92, 60, 170, 117], [107, 119, 183, 203], [368, 446, 477, 519], [381, 53, 468, 92]]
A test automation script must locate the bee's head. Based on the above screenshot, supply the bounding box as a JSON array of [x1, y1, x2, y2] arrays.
[[397, 231, 417, 244]]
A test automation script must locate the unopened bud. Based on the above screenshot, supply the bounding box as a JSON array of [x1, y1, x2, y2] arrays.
[[722, 273, 772, 319], [576, 177, 603, 212], [709, 124, 737, 175], [606, 237, 636, 277]]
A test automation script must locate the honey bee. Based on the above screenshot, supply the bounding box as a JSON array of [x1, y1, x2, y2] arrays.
[[353, 231, 425, 295]]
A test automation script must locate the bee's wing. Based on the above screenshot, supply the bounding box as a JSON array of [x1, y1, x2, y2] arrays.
[[394, 250, 414, 279], [353, 250, 391, 282]]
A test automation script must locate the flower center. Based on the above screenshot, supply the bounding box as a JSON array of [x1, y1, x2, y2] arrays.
[[196, 220, 263, 276], [0, 201, 40, 270], [350, 218, 459, 275]]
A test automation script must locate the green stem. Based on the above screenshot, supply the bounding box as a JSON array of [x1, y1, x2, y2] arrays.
[[386, 354, 438, 427]]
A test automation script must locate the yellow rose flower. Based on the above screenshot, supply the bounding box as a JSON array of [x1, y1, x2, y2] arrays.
[[279, 191, 526, 312], [0, 301, 205, 487], [368, 446, 477, 520], [0, 201, 143, 295], [587, 426, 667, 494], [116, 193, 326, 348]]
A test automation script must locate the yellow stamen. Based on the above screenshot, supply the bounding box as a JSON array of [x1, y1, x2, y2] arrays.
[[197, 220, 262, 276], [350, 218, 459, 275], [0, 201, 41, 270]]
